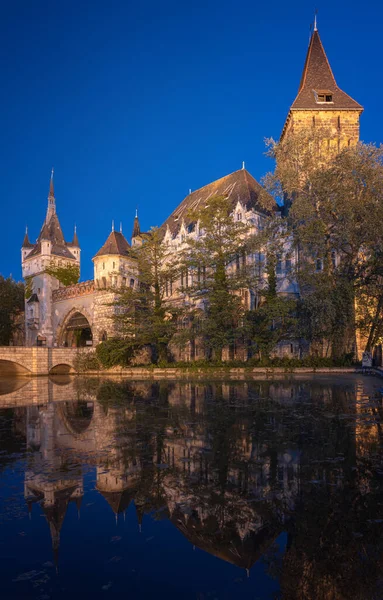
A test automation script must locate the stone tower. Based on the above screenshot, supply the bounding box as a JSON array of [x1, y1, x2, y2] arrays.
[[281, 23, 363, 149], [21, 171, 80, 347]]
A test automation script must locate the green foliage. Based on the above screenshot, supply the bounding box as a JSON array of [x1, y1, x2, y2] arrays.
[[96, 338, 136, 368], [24, 276, 33, 300], [113, 227, 180, 364], [265, 134, 383, 356], [0, 275, 25, 345], [73, 350, 101, 372], [178, 195, 260, 360], [45, 262, 80, 286]]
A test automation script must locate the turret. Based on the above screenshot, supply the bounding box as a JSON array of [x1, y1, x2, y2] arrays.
[[66, 225, 81, 262], [22, 170, 80, 347], [93, 222, 137, 289], [21, 227, 34, 262], [131, 209, 142, 247], [281, 21, 363, 147]]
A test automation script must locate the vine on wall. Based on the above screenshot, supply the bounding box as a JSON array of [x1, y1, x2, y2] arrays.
[[44, 262, 80, 286]]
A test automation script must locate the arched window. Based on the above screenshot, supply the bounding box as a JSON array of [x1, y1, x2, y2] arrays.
[[130, 278, 135, 288]]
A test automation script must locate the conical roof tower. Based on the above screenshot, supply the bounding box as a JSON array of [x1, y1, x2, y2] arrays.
[[281, 22, 363, 143]]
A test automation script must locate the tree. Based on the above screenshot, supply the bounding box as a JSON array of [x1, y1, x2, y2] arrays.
[[112, 227, 180, 364], [0, 275, 24, 345], [178, 195, 262, 361], [265, 131, 383, 357], [244, 251, 297, 360]]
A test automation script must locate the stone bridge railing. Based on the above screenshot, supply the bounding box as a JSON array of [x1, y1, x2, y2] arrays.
[[0, 347, 92, 376]]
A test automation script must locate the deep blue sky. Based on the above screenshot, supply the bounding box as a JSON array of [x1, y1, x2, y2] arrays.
[[1, 0, 381, 281]]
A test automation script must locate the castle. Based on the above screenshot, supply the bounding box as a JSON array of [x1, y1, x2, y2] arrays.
[[21, 24, 363, 353]]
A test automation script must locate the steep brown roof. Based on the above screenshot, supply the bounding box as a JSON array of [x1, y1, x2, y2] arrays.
[[22, 230, 34, 248], [71, 227, 79, 247], [28, 213, 76, 259], [94, 230, 131, 258], [132, 214, 141, 238], [290, 29, 363, 111], [162, 169, 275, 236], [99, 489, 135, 514]]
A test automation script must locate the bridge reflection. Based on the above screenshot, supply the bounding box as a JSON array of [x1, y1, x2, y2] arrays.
[[1, 376, 383, 597]]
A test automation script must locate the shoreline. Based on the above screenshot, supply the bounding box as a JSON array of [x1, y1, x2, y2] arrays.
[[6, 366, 380, 379]]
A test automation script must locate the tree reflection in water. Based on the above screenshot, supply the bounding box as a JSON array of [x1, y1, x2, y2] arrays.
[[0, 376, 382, 599]]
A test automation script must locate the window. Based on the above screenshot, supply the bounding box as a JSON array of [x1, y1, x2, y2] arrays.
[[285, 258, 292, 273], [331, 250, 337, 269], [316, 91, 333, 103], [103, 262, 105, 270], [316, 258, 323, 272], [122, 277, 126, 286], [236, 255, 240, 271], [130, 278, 135, 288], [113, 261, 115, 269], [237, 213, 242, 221]]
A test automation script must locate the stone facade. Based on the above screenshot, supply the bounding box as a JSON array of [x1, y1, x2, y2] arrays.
[[19, 25, 363, 359]]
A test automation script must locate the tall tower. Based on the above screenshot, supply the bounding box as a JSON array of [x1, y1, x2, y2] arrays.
[[21, 171, 80, 347], [281, 23, 363, 149]]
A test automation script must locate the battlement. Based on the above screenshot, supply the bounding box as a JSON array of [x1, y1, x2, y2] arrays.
[[53, 280, 95, 302]]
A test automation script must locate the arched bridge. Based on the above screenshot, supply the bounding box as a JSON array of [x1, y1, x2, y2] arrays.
[[0, 347, 92, 376]]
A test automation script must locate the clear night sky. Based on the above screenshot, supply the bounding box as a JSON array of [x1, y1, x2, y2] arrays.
[[1, 0, 381, 282]]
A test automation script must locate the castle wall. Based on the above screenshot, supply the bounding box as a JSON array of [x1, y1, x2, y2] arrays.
[[283, 109, 361, 149]]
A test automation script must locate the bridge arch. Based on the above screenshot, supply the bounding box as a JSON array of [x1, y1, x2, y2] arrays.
[[0, 359, 31, 377], [49, 363, 76, 375], [57, 401, 95, 436]]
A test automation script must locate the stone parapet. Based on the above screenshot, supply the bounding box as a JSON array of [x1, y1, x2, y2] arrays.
[[53, 280, 95, 302]]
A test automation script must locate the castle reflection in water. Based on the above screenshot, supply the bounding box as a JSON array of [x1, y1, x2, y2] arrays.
[[1, 375, 383, 599]]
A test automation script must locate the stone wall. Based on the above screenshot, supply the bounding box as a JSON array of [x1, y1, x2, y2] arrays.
[[283, 109, 361, 149]]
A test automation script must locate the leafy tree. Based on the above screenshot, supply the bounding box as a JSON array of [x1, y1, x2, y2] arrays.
[[178, 195, 265, 361], [265, 131, 383, 357], [0, 275, 25, 345], [244, 251, 297, 359], [113, 227, 180, 364]]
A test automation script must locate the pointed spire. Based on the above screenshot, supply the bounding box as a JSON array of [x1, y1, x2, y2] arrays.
[[22, 226, 33, 248], [49, 168, 54, 197], [112, 220, 114, 232], [242, 161, 245, 170], [120, 222, 123, 233], [72, 225, 79, 247], [314, 10, 317, 32], [46, 168, 56, 223], [132, 209, 141, 239], [289, 26, 363, 112]]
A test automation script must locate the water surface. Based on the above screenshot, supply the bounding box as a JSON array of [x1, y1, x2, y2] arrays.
[[0, 375, 382, 599]]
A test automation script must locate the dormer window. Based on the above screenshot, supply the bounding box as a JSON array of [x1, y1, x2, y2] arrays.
[[315, 90, 333, 104]]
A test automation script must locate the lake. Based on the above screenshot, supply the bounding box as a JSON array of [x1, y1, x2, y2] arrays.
[[0, 374, 382, 599]]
